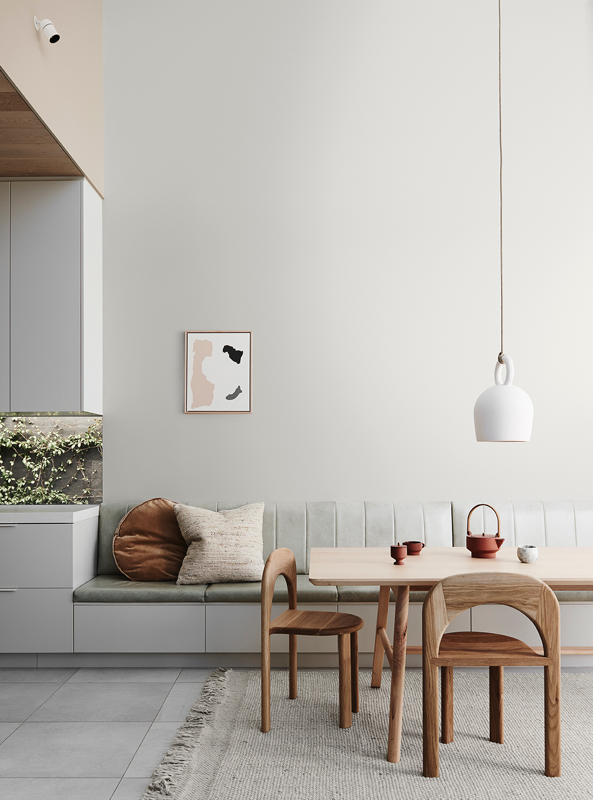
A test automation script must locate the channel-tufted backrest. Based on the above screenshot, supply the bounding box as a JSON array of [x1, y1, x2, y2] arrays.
[[273, 502, 453, 572], [97, 501, 453, 575], [98, 500, 593, 577], [452, 501, 593, 548]]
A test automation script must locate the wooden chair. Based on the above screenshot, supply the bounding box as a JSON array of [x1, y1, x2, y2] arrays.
[[261, 548, 364, 732], [422, 572, 560, 778]]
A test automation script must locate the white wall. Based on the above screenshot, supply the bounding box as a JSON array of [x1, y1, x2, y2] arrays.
[[103, 1, 593, 502]]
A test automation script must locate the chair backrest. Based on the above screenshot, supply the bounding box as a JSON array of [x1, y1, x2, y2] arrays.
[[261, 548, 298, 640], [423, 572, 560, 662]]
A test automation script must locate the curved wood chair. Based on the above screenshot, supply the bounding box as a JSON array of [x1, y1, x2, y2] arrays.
[[422, 572, 560, 778], [261, 548, 364, 732]]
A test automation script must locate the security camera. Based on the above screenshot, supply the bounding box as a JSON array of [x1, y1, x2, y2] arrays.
[[34, 16, 60, 44]]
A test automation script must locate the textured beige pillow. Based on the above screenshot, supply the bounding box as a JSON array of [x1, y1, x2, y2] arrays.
[[175, 502, 265, 584]]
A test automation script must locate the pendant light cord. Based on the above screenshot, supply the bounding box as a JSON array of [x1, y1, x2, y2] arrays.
[[498, 0, 504, 365]]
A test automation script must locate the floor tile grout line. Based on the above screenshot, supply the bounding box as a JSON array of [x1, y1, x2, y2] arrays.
[[109, 776, 125, 800], [0, 667, 80, 685], [0, 719, 26, 747], [18, 679, 78, 725], [111, 672, 190, 794], [1, 677, 183, 731]]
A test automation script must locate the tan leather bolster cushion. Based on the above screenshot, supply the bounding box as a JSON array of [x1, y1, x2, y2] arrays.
[[112, 498, 187, 581]]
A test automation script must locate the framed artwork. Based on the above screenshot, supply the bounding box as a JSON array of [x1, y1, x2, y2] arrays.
[[185, 331, 252, 413]]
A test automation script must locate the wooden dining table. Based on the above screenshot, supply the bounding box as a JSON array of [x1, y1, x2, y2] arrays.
[[309, 545, 593, 763]]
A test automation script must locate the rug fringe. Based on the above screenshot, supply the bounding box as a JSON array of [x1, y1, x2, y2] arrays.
[[142, 667, 232, 799]]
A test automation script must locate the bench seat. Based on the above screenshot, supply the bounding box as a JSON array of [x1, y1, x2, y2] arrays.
[[205, 575, 337, 603], [73, 575, 207, 603], [73, 575, 593, 605], [74, 574, 336, 603]]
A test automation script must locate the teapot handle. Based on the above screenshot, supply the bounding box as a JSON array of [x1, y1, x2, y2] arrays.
[[467, 504, 501, 537]]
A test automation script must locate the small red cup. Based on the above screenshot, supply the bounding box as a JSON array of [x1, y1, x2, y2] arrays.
[[402, 540, 425, 555], [390, 544, 407, 565]]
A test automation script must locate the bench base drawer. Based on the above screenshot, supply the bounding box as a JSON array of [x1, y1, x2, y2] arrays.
[[338, 603, 471, 652], [206, 605, 339, 653], [74, 604, 206, 653]]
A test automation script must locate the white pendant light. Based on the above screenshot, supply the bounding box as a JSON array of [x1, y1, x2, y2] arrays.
[[474, 0, 533, 442], [474, 355, 533, 442]]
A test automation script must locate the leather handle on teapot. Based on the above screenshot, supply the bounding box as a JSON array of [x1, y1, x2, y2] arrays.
[[467, 504, 501, 537]]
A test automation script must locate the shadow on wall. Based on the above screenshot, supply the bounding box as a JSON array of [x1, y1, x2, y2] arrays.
[[0, 415, 102, 504]]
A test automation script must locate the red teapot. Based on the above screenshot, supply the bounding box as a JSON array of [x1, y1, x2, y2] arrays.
[[466, 504, 505, 559]]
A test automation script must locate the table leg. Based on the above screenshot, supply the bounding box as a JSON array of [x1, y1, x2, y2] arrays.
[[371, 585, 391, 688], [387, 585, 410, 763]]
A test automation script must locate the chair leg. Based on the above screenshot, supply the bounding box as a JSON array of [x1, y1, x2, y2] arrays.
[[489, 666, 504, 744], [261, 633, 271, 733], [544, 661, 561, 777], [351, 631, 359, 713], [289, 634, 297, 699], [441, 666, 453, 744], [423, 661, 440, 777], [338, 633, 352, 729]]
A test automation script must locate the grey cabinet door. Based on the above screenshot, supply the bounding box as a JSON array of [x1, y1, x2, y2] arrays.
[[10, 181, 82, 411], [0, 523, 74, 588], [0, 183, 9, 410], [0, 589, 73, 653]]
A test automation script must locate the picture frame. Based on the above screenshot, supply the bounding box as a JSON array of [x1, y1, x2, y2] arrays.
[[184, 331, 252, 413]]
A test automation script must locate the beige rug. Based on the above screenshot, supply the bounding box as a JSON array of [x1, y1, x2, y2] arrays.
[[143, 668, 593, 800]]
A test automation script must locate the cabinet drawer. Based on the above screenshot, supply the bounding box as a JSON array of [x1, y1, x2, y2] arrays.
[[0, 524, 74, 588], [74, 604, 206, 653], [0, 589, 73, 653]]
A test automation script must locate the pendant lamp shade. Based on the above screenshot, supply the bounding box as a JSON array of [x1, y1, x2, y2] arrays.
[[474, 355, 533, 442]]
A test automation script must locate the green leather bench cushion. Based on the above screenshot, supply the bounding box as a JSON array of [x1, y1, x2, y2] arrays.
[[336, 587, 593, 603], [554, 592, 593, 602], [205, 574, 337, 603], [74, 574, 337, 603], [337, 586, 427, 603], [74, 575, 593, 605], [74, 575, 208, 603]]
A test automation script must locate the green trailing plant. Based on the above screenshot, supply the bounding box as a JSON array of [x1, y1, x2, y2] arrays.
[[0, 416, 102, 505]]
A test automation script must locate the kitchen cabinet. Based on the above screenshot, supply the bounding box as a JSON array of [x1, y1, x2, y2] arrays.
[[0, 505, 99, 653], [0, 178, 102, 414]]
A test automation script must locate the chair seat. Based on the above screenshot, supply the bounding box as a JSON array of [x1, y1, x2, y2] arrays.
[[270, 609, 364, 637], [434, 631, 551, 667]]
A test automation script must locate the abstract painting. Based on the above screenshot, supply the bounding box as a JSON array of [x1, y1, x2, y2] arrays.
[[185, 331, 252, 413]]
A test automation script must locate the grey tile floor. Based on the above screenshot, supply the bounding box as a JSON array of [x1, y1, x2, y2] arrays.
[[2, 664, 589, 800], [0, 667, 214, 800]]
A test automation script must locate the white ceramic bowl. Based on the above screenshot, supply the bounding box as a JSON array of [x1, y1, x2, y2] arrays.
[[517, 545, 539, 564]]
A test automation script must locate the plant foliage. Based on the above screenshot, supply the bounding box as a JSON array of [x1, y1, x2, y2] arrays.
[[0, 417, 103, 505]]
